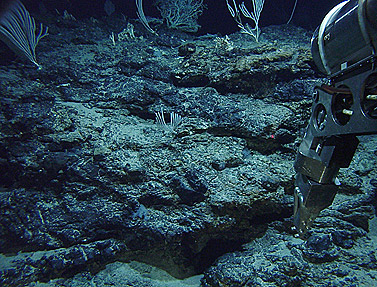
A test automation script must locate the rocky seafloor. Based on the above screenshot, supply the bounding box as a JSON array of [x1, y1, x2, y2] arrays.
[[0, 12, 376, 286]]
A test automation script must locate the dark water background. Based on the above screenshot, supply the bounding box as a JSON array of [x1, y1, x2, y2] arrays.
[[22, 0, 342, 34]]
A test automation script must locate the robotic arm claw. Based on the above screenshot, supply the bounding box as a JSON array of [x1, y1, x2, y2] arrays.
[[293, 0, 377, 236]]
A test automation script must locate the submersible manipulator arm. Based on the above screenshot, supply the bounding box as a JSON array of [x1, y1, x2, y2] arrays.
[[293, 0, 377, 236]]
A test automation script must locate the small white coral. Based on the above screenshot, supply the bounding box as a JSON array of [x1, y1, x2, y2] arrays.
[[155, 0, 205, 33]]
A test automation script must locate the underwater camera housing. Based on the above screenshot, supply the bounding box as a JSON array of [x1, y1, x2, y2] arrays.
[[293, 0, 377, 237], [311, 0, 377, 77]]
